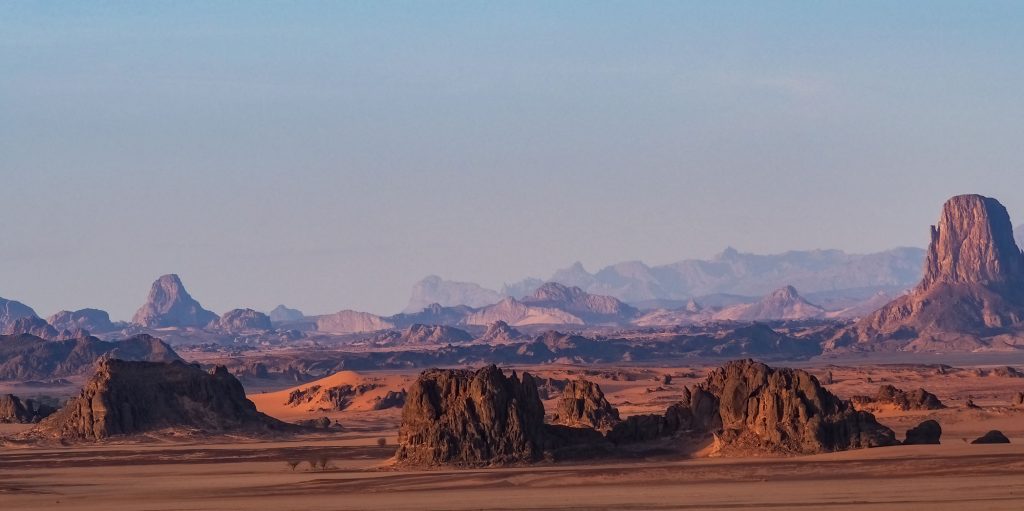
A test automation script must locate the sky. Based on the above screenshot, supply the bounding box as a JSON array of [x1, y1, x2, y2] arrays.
[[2, 1, 1024, 320]]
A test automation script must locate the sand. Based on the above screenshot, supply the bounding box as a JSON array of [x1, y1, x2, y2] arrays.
[[3, 359, 1024, 510]]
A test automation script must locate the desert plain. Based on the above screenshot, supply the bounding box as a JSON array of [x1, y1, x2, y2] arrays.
[[4, 354, 1024, 511]]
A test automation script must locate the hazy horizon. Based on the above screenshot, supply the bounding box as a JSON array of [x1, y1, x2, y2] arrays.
[[4, 2, 1024, 319]]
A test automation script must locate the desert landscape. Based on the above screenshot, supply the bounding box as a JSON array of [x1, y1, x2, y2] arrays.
[[6, 3, 1024, 510], [2, 194, 1024, 510]]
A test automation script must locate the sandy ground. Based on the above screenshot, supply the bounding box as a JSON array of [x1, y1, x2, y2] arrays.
[[3, 360, 1024, 510]]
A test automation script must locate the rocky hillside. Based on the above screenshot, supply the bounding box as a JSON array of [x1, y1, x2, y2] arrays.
[[410, 247, 925, 309], [216, 308, 272, 332], [47, 308, 116, 333], [32, 359, 291, 440], [714, 286, 825, 321], [1, 394, 56, 423], [316, 310, 394, 334], [463, 297, 584, 327], [522, 282, 637, 323], [831, 194, 1024, 351], [404, 275, 502, 313], [132, 274, 219, 328], [0, 297, 40, 332], [0, 333, 181, 381]]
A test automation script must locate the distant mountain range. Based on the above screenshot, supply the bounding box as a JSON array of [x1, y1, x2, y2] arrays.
[[407, 246, 927, 311]]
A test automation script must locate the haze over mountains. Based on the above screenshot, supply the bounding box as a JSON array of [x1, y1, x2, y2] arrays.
[[407, 246, 926, 313]]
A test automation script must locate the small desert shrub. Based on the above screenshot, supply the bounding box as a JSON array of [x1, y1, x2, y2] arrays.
[[376, 437, 387, 447], [286, 460, 300, 471]]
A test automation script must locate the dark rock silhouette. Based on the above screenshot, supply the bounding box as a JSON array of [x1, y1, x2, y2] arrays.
[[903, 420, 942, 445], [971, 430, 1010, 444], [851, 385, 945, 411], [0, 394, 56, 423], [0, 333, 181, 381]]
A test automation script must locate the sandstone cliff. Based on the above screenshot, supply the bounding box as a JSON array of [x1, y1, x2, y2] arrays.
[[831, 195, 1024, 351], [552, 379, 620, 431], [48, 309, 115, 334], [217, 308, 273, 332], [395, 365, 548, 465], [32, 359, 291, 440], [316, 310, 394, 334]]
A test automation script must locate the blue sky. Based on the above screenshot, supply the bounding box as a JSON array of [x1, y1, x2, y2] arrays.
[[2, 1, 1024, 319]]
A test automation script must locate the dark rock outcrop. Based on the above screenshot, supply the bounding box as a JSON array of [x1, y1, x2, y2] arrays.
[[395, 365, 547, 466], [832, 195, 1024, 351], [851, 385, 945, 411], [1013, 392, 1024, 406], [394, 324, 473, 346], [132, 274, 219, 328], [553, 379, 620, 431], [971, 430, 1010, 444], [268, 305, 304, 323], [0, 394, 56, 423], [642, 360, 898, 454], [217, 308, 273, 332], [0, 333, 181, 381], [33, 359, 291, 440], [372, 390, 407, 410], [903, 420, 942, 445], [48, 309, 115, 334]]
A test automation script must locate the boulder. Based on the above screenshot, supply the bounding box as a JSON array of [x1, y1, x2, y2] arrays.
[[553, 379, 620, 431], [903, 420, 942, 445], [971, 430, 1010, 444]]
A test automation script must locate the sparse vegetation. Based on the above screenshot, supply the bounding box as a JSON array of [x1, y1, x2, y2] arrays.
[[286, 460, 300, 471], [377, 437, 387, 447]]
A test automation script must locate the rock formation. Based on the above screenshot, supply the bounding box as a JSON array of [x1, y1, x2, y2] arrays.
[[33, 359, 291, 440], [553, 379, 620, 432], [903, 420, 942, 445], [714, 286, 826, 321], [0, 333, 181, 381], [391, 324, 473, 345], [851, 385, 945, 411], [268, 305, 304, 323], [522, 282, 637, 323], [217, 308, 273, 332], [612, 360, 898, 454], [1013, 392, 1024, 406], [1, 316, 66, 340], [404, 275, 502, 313], [832, 195, 1024, 351], [464, 297, 585, 327], [131, 274, 219, 328], [395, 365, 548, 466], [0, 297, 39, 332], [478, 321, 524, 343], [0, 394, 56, 423], [316, 310, 394, 334], [971, 430, 1010, 444], [47, 309, 115, 334], [372, 390, 407, 410]]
